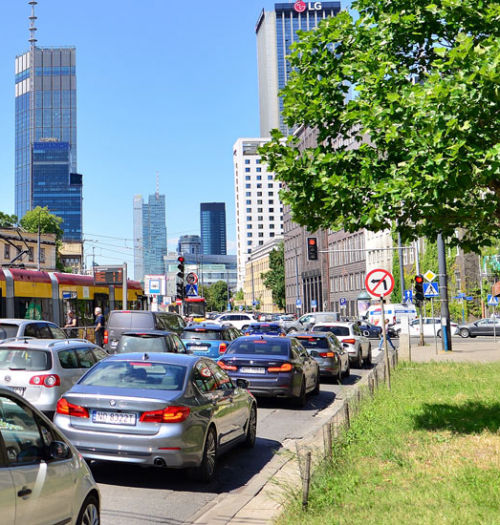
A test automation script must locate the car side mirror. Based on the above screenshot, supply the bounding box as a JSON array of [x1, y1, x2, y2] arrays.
[[49, 441, 71, 460], [236, 378, 249, 389]]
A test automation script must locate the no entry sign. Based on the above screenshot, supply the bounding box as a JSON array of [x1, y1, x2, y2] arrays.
[[365, 268, 395, 298]]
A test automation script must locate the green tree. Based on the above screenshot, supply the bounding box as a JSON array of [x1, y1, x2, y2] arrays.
[[204, 281, 229, 312], [261, 241, 286, 310], [0, 212, 18, 228], [260, 1, 499, 252], [20, 206, 63, 240], [234, 289, 245, 302]]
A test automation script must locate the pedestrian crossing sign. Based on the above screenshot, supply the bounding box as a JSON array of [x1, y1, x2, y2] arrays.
[[487, 294, 499, 306]]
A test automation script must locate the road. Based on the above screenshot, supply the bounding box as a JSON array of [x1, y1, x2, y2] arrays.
[[91, 349, 383, 525]]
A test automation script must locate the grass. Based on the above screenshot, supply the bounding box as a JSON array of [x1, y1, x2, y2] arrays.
[[278, 362, 500, 525]]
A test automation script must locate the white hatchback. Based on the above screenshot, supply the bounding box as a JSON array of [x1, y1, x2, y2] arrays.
[[394, 317, 459, 337]]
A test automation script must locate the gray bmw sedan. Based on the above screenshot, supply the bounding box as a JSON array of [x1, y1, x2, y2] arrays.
[[54, 352, 257, 482]]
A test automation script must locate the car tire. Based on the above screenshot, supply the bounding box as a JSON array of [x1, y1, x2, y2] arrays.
[[342, 360, 350, 379], [363, 345, 372, 367], [190, 427, 217, 483], [243, 406, 257, 448], [460, 328, 470, 338], [76, 494, 100, 525], [312, 373, 320, 395], [356, 349, 363, 368], [363, 329, 370, 337], [294, 378, 307, 408]]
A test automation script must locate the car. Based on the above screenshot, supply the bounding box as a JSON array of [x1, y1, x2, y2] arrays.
[[213, 312, 257, 331], [0, 319, 67, 341], [458, 318, 500, 338], [181, 323, 241, 359], [54, 352, 257, 482], [0, 387, 100, 524], [394, 317, 459, 338], [275, 314, 303, 333], [217, 335, 320, 407], [293, 332, 350, 381], [312, 322, 372, 368], [243, 323, 286, 336], [297, 312, 341, 331], [115, 330, 189, 354], [0, 338, 108, 416], [359, 321, 383, 339], [104, 310, 186, 351]]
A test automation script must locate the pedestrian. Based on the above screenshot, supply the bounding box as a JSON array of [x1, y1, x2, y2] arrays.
[[94, 307, 105, 347], [378, 319, 396, 350], [64, 310, 78, 338]]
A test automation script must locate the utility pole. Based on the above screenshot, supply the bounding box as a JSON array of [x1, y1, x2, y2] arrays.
[[37, 208, 41, 271], [398, 232, 405, 303], [437, 233, 452, 351], [123, 263, 128, 310], [414, 240, 425, 346], [295, 247, 301, 316]]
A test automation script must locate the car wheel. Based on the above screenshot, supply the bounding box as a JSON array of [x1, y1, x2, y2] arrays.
[[356, 349, 363, 368], [191, 427, 217, 483], [312, 373, 320, 395], [342, 359, 350, 379], [76, 494, 100, 525], [294, 378, 307, 408], [363, 329, 370, 337], [459, 328, 470, 338], [363, 345, 372, 367], [243, 406, 257, 448]]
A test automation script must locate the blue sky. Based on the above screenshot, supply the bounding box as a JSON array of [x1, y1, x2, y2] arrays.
[[0, 1, 349, 275]]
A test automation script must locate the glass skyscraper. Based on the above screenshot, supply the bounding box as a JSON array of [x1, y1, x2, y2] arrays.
[[200, 203, 227, 256]]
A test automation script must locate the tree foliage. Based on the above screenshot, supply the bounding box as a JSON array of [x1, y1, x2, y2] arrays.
[[0, 212, 18, 228], [202, 280, 229, 312], [20, 206, 63, 241], [261, 241, 286, 310], [260, 0, 499, 252]]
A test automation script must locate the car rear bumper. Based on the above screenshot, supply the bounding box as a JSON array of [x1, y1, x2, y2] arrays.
[[230, 374, 295, 398]]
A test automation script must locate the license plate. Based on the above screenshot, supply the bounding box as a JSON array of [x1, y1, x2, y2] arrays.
[[92, 411, 136, 426], [12, 387, 25, 396], [240, 367, 266, 374], [191, 345, 209, 351]]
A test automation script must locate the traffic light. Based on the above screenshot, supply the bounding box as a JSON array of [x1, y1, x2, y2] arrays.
[[307, 238, 318, 261], [176, 256, 185, 299], [415, 274, 425, 305]]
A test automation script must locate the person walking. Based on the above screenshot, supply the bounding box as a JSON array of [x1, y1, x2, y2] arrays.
[[64, 310, 78, 338], [94, 307, 105, 347], [378, 319, 396, 350]]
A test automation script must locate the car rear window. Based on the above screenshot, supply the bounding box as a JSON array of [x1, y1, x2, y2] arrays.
[[116, 335, 168, 354], [0, 349, 51, 371], [0, 324, 19, 339], [313, 326, 350, 336], [79, 361, 186, 391], [246, 324, 282, 334], [181, 329, 225, 341], [225, 339, 289, 356], [294, 336, 329, 349], [108, 312, 154, 330]]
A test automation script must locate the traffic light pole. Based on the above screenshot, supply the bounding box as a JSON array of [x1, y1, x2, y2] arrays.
[[437, 233, 452, 351]]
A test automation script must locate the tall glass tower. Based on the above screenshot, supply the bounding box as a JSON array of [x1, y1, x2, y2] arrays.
[[15, 2, 80, 239], [200, 203, 227, 256]]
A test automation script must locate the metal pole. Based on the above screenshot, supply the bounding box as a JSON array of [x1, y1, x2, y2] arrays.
[[295, 247, 301, 316], [37, 209, 41, 271], [381, 297, 391, 389], [437, 233, 452, 351], [414, 240, 424, 345], [123, 263, 128, 310], [398, 232, 405, 303], [431, 297, 438, 355]]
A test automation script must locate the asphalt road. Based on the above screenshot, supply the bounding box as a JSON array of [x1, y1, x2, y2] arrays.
[[91, 349, 382, 525]]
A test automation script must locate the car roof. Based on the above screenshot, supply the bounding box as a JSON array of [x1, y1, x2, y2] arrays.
[[103, 352, 200, 366], [0, 338, 96, 350], [293, 331, 330, 337], [0, 319, 56, 326], [121, 330, 175, 336]]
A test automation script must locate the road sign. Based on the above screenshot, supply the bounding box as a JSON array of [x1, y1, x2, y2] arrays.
[[487, 294, 499, 306], [424, 270, 437, 282], [296, 298, 302, 308], [403, 289, 413, 302], [186, 272, 198, 285], [339, 297, 347, 307], [423, 282, 439, 297], [185, 284, 198, 297], [365, 268, 395, 298], [252, 300, 258, 306], [456, 292, 466, 299]]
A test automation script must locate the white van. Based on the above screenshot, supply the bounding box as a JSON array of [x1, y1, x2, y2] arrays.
[[366, 303, 417, 326]]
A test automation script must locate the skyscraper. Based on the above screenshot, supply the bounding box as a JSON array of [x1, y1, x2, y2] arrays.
[[15, 2, 80, 239], [133, 192, 167, 280], [200, 203, 227, 256], [256, 1, 341, 136]]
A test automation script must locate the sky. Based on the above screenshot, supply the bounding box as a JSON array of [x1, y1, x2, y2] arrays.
[[0, 0, 349, 276]]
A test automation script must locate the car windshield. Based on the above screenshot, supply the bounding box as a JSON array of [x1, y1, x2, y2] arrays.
[[50, 326, 67, 339], [294, 336, 329, 349], [181, 329, 225, 341], [0, 349, 51, 371], [116, 336, 167, 354], [314, 326, 350, 336], [79, 361, 186, 390], [0, 324, 19, 340], [225, 339, 289, 356]]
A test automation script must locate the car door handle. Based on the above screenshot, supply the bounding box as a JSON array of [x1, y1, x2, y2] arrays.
[[18, 486, 32, 498]]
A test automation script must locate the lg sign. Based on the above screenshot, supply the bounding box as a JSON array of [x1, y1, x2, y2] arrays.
[[294, 1, 323, 12]]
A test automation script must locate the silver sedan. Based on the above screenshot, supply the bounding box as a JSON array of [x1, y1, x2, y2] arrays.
[[54, 352, 257, 482]]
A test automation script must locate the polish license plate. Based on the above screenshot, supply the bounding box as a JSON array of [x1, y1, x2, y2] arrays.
[[12, 387, 25, 396], [92, 411, 136, 426], [192, 345, 209, 351], [240, 367, 266, 374]]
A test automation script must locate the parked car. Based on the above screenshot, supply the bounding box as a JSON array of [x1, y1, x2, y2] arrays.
[[312, 322, 372, 368], [297, 312, 341, 331], [54, 352, 257, 482], [0, 319, 67, 341], [275, 314, 303, 333], [293, 332, 350, 381], [115, 330, 188, 354], [243, 323, 286, 336], [394, 317, 459, 338], [458, 318, 500, 338], [359, 321, 383, 339], [105, 310, 186, 352], [217, 335, 320, 407], [213, 312, 257, 331], [0, 338, 108, 416], [0, 387, 100, 524], [181, 323, 241, 359]]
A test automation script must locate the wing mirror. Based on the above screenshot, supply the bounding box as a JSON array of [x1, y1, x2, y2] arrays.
[[49, 441, 71, 460]]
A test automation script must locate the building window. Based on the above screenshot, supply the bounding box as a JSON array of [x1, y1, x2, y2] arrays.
[[268, 183, 273, 188], [269, 208, 274, 213], [257, 200, 262, 204], [256, 159, 261, 164], [258, 233, 264, 237], [258, 224, 264, 229], [247, 241, 252, 246], [268, 200, 274, 204], [246, 192, 251, 197], [259, 241, 264, 245], [246, 208, 251, 212], [270, 232, 275, 237], [257, 175, 262, 180], [269, 216, 274, 221], [28, 247, 34, 262], [257, 184, 262, 188], [247, 249, 252, 254], [245, 159, 250, 165], [245, 175, 250, 180], [257, 192, 262, 196], [257, 168, 262, 173], [245, 168, 250, 173], [3, 245, 9, 259], [270, 224, 275, 229], [268, 192, 273, 196], [247, 233, 252, 237], [245, 184, 250, 188], [247, 224, 252, 229], [268, 175, 273, 180], [258, 216, 263, 221], [246, 200, 251, 205], [257, 208, 263, 212], [246, 216, 252, 221]]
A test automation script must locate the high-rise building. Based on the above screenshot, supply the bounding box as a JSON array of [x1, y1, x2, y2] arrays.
[[256, 1, 341, 136], [177, 235, 201, 255], [15, 2, 80, 237], [133, 192, 167, 280], [233, 139, 284, 289], [200, 203, 227, 256]]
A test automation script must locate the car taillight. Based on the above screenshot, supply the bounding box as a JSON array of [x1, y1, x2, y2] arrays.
[[29, 374, 61, 387], [103, 330, 108, 345], [219, 343, 227, 353], [319, 352, 335, 358], [342, 339, 356, 345], [139, 406, 190, 423], [217, 361, 237, 371], [268, 362, 293, 373], [56, 398, 89, 418]]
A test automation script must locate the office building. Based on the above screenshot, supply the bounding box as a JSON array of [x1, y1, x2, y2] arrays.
[[177, 235, 201, 255], [15, 3, 80, 236], [133, 192, 167, 280], [256, 1, 341, 136], [233, 138, 284, 290], [200, 203, 227, 256]]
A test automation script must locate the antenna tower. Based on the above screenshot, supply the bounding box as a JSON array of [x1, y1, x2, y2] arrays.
[[28, 1, 38, 47]]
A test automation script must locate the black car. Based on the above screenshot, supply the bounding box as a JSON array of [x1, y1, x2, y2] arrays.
[[243, 323, 286, 336], [218, 335, 319, 407], [359, 322, 383, 339], [114, 330, 188, 354]]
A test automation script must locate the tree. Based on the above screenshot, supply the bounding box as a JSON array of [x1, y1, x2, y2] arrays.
[[0, 212, 17, 228], [204, 281, 229, 312], [261, 241, 286, 310], [260, 1, 499, 253], [20, 206, 63, 241]]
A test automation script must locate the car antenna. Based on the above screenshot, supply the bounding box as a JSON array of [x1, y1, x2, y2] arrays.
[[143, 353, 149, 361]]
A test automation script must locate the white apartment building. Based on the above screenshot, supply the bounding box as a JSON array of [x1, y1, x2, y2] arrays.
[[233, 138, 284, 290]]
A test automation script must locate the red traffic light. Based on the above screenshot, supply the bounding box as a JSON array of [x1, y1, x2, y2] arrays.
[[308, 238, 317, 246], [177, 256, 185, 263], [415, 275, 424, 284]]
